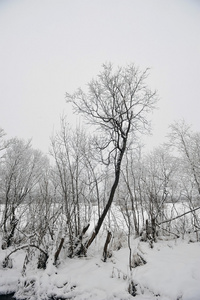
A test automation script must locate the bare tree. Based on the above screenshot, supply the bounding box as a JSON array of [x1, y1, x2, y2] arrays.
[[0, 128, 10, 165], [138, 146, 179, 242], [168, 120, 200, 237], [0, 138, 48, 249], [0, 128, 6, 153], [66, 63, 157, 250], [120, 147, 145, 237], [169, 120, 200, 197], [50, 120, 93, 257]]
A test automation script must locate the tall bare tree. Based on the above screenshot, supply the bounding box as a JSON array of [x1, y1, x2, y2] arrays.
[[168, 121, 200, 236], [169, 120, 200, 196], [66, 63, 157, 250]]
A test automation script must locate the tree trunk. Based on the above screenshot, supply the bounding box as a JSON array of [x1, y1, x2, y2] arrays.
[[54, 237, 64, 265], [102, 231, 112, 262], [86, 138, 127, 250]]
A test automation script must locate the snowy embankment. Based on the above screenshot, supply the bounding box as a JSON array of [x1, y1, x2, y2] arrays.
[[0, 237, 200, 300]]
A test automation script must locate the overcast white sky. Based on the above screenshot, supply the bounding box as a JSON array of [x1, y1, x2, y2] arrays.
[[0, 0, 200, 154]]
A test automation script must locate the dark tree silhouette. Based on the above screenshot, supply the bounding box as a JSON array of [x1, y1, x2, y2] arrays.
[[66, 63, 157, 251]]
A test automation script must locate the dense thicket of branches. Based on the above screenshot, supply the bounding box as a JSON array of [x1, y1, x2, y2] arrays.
[[0, 65, 199, 274], [0, 120, 200, 267]]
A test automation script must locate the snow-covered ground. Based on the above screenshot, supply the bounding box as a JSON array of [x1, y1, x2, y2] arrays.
[[0, 236, 200, 300]]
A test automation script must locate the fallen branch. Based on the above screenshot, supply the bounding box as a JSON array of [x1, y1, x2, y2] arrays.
[[158, 206, 200, 225], [156, 223, 180, 238], [2, 244, 47, 266]]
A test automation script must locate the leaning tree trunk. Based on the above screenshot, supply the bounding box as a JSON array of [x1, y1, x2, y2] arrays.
[[102, 230, 112, 262], [85, 137, 127, 250]]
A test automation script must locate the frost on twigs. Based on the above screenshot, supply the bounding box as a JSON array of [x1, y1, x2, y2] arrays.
[[111, 266, 128, 281], [16, 277, 36, 300], [2, 256, 13, 268], [112, 230, 127, 251], [111, 267, 138, 297], [131, 242, 147, 268], [16, 273, 77, 300], [131, 252, 146, 268], [128, 280, 137, 297], [140, 219, 157, 248]]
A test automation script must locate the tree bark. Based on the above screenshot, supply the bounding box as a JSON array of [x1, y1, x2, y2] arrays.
[[54, 237, 64, 265], [86, 138, 127, 249], [102, 231, 112, 262]]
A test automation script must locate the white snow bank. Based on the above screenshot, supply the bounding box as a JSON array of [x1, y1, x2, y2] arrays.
[[132, 240, 200, 300], [0, 249, 24, 294], [0, 238, 200, 300]]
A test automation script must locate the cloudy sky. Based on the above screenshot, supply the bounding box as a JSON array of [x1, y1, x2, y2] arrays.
[[0, 0, 200, 153]]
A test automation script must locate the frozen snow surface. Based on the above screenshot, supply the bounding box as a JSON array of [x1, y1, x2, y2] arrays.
[[0, 238, 200, 300]]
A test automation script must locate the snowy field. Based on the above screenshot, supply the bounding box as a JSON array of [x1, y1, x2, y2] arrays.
[[0, 202, 200, 299], [0, 236, 200, 300]]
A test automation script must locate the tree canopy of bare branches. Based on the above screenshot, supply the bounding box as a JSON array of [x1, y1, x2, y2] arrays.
[[66, 63, 158, 250]]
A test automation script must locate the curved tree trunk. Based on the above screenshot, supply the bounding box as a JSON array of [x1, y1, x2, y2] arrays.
[[86, 137, 127, 249]]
